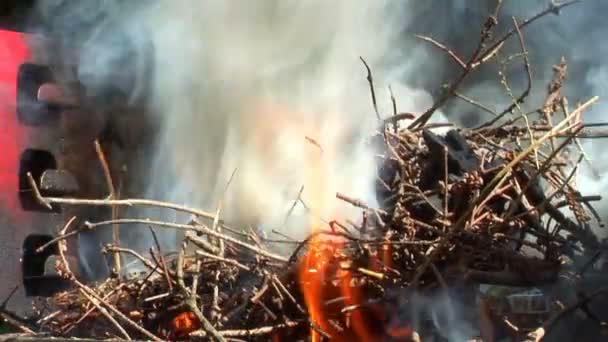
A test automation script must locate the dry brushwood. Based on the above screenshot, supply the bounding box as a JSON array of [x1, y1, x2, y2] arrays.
[[3, 2, 608, 341]]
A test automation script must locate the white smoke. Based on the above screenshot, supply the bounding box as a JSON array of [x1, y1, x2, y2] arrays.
[[28, 0, 449, 269], [134, 1, 442, 240], [28, 0, 607, 257]]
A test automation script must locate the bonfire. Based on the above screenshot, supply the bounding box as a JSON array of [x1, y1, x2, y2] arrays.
[[2, 1, 608, 342]]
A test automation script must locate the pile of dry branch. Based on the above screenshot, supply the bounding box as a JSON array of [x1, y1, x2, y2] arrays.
[[2, 1, 608, 341]]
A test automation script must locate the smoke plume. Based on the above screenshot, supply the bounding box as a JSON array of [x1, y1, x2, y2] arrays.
[[29, 0, 608, 271], [141, 1, 433, 240], [31, 0, 446, 248]]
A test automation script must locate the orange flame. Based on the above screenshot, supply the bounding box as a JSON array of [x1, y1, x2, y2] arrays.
[[299, 234, 335, 341], [294, 103, 382, 341], [339, 266, 376, 341], [251, 101, 406, 340], [298, 227, 390, 341]]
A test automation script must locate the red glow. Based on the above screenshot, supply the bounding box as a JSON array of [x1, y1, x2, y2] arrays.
[[0, 29, 30, 217]]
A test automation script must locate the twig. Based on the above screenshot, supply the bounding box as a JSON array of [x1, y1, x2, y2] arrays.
[[388, 85, 398, 132], [461, 97, 597, 229], [283, 185, 305, 226], [443, 146, 449, 228], [85, 219, 289, 263], [94, 140, 116, 200], [336, 192, 386, 215], [305, 136, 324, 153], [195, 250, 251, 271], [148, 227, 173, 291], [176, 242, 226, 342], [415, 34, 466, 69], [185, 232, 221, 255], [104, 245, 161, 275], [57, 217, 162, 341], [57, 218, 131, 340], [476, 0, 581, 69], [478, 16, 533, 128], [0, 287, 36, 335], [383, 112, 416, 126], [360, 56, 380, 120], [454, 91, 498, 117], [79, 288, 131, 340], [210, 321, 301, 337], [408, 3, 502, 128], [26, 173, 220, 223], [94, 140, 121, 274], [504, 17, 532, 114], [62, 286, 124, 335], [412, 0, 580, 128]]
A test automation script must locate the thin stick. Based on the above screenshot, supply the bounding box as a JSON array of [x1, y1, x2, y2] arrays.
[[443, 146, 449, 228], [26, 173, 219, 221], [360, 56, 380, 120], [411, 1, 580, 128], [478, 16, 533, 129], [0, 287, 36, 334], [460, 97, 597, 229], [504, 17, 533, 115], [408, 4, 502, 128], [305, 136, 324, 153], [85, 219, 289, 263], [147, 227, 173, 290], [454, 91, 498, 117], [415, 34, 466, 69], [211, 321, 301, 337], [176, 242, 226, 342], [283, 185, 305, 226], [216, 168, 237, 256], [104, 245, 162, 275], [195, 250, 251, 271], [57, 218, 131, 340], [388, 85, 398, 133], [94, 140, 116, 200], [336, 192, 386, 214], [185, 232, 221, 254], [94, 140, 121, 274], [476, 0, 581, 68], [62, 286, 123, 335], [78, 288, 131, 340]]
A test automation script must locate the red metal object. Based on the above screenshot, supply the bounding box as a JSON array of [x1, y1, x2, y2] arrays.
[[0, 23, 80, 305], [0, 29, 30, 218]]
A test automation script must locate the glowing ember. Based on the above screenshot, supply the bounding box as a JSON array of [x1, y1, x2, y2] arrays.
[[171, 311, 200, 338]]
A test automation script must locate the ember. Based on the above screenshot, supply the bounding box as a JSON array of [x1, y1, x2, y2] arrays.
[[171, 312, 201, 338], [3, 2, 608, 342]]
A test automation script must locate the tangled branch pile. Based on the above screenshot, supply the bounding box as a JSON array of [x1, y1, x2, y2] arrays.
[[2, 1, 608, 341]]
